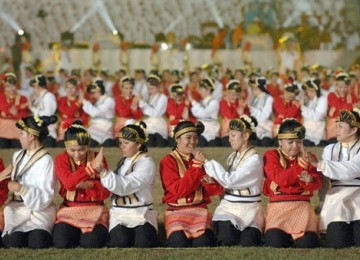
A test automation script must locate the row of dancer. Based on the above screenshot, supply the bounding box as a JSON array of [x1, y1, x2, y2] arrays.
[[1, 70, 359, 149], [0, 107, 359, 249]]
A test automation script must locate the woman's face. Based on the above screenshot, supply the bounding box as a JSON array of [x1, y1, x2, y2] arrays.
[[228, 130, 247, 151], [335, 121, 357, 143], [66, 145, 88, 163], [283, 91, 295, 102], [176, 132, 198, 155], [147, 84, 158, 95], [65, 83, 78, 97], [19, 130, 33, 150], [4, 81, 17, 96], [122, 83, 133, 97], [279, 139, 303, 158], [305, 88, 317, 99], [119, 138, 140, 157], [228, 90, 240, 102], [335, 81, 348, 97]]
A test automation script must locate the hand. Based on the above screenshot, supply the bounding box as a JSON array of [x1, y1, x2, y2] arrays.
[[8, 181, 22, 192], [91, 147, 104, 172], [78, 90, 84, 104], [0, 165, 12, 182], [329, 107, 336, 117], [182, 107, 189, 120], [191, 149, 208, 162], [236, 106, 244, 116], [76, 180, 94, 190], [9, 105, 18, 116], [299, 171, 313, 183]]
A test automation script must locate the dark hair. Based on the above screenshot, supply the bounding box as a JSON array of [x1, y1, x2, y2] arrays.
[[65, 77, 78, 86], [278, 119, 305, 140], [121, 76, 135, 86], [146, 74, 161, 86], [118, 121, 148, 152], [302, 79, 321, 97], [173, 121, 204, 138], [64, 120, 91, 146], [170, 84, 184, 95], [16, 115, 57, 142], [284, 83, 300, 95], [87, 79, 105, 95], [30, 74, 47, 88], [229, 116, 258, 140], [199, 78, 214, 92], [4, 73, 17, 85]]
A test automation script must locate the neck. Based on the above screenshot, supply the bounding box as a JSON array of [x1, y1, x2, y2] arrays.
[[341, 136, 358, 147], [239, 143, 251, 153], [27, 141, 42, 153]]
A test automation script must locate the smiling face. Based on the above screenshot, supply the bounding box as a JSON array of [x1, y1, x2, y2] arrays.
[[335, 81, 349, 97], [176, 131, 198, 155], [121, 83, 133, 98], [65, 82, 78, 98], [279, 138, 303, 158], [66, 145, 88, 163], [4, 81, 17, 96], [118, 138, 140, 157]]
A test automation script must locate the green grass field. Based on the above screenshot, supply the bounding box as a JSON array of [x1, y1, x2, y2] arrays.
[[1, 147, 360, 259]]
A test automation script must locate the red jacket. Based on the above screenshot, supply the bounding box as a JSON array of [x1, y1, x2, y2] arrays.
[[263, 149, 321, 202], [0, 94, 29, 120], [55, 152, 110, 205], [160, 152, 223, 210], [114, 95, 143, 119], [219, 98, 249, 119], [327, 92, 358, 119], [58, 97, 88, 128], [273, 97, 302, 125]]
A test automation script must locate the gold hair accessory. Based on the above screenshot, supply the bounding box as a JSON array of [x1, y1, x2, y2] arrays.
[[17, 119, 40, 136], [116, 127, 146, 143], [338, 109, 360, 128], [147, 74, 161, 82], [34, 114, 43, 127], [174, 126, 197, 139], [240, 115, 256, 132]]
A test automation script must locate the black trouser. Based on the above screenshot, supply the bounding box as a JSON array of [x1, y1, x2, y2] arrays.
[[264, 228, 319, 248], [0, 138, 21, 148], [166, 229, 215, 248], [53, 222, 108, 248], [42, 136, 57, 147], [326, 220, 360, 248], [214, 221, 262, 246], [3, 229, 52, 249], [108, 223, 158, 248], [146, 133, 168, 147], [90, 138, 116, 147]]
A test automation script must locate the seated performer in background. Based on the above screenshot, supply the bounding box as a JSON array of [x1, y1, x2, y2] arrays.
[[53, 121, 110, 248], [263, 119, 321, 248], [203, 115, 264, 246], [100, 122, 158, 248], [2, 115, 58, 249], [82, 79, 116, 147], [160, 121, 223, 247]]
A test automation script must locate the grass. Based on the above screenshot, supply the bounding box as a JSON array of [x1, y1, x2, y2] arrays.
[[1, 147, 359, 259]]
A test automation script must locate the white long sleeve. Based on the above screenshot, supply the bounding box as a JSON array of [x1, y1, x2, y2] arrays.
[[204, 153, 263, 190], [14, 152, 56, 211], [301, 96, 327, 121], [101, 156, 155, 200], [139, 93, 167, 118], [250, 94, 274, 122], [31, 91, 57, 116], [82, 95, 115, 119], [191, 97, 219, 120]]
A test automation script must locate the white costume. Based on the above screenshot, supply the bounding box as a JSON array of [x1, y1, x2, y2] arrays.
[[204, 147, 264, 231], [191, 96, 220, 142], [3, 148, 57, 236], [133, 80, 149, 101], [100, 152, 157, 231], [319, 139, 360, 232], [139, 93, 168, 139], [250, 93, 274, 139], [301, 95, 327, 145], [82, 95, 115, 144], [30, 90, 57, 139]]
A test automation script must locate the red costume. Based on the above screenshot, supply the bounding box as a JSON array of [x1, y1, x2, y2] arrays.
[[267, 82, 282, 99], [185, 83, 202, 102], [263, 149, 321, 202], [166, 98, 195, 122], [273, 97, 302, 133], [327, 92, 359, 139], [57, 97, 88, 140], [114, 95, 143, 134], [55, 151, 110, 205], [219, 98, 250, 137], [0, 158, 9, 231]]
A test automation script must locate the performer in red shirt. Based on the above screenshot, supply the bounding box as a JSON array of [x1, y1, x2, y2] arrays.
[[273, 83, 302, 136], [327, 72, 359, 142], [0, 72, 29, 148], [114, 76, 143, 136], [263, 119, 321, 248], [185, 71, 202, 102], [219, 79, 250, 146], [53, 121, 110, 248], [160, 121, 223, 247], [57, 78, 88, 145]]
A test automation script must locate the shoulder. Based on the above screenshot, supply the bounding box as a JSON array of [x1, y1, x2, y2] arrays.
[[263, 149, 279, 159], [160, 153, 176, 164], [323, 143, 336, 155], [55, 151, 68, 162]]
